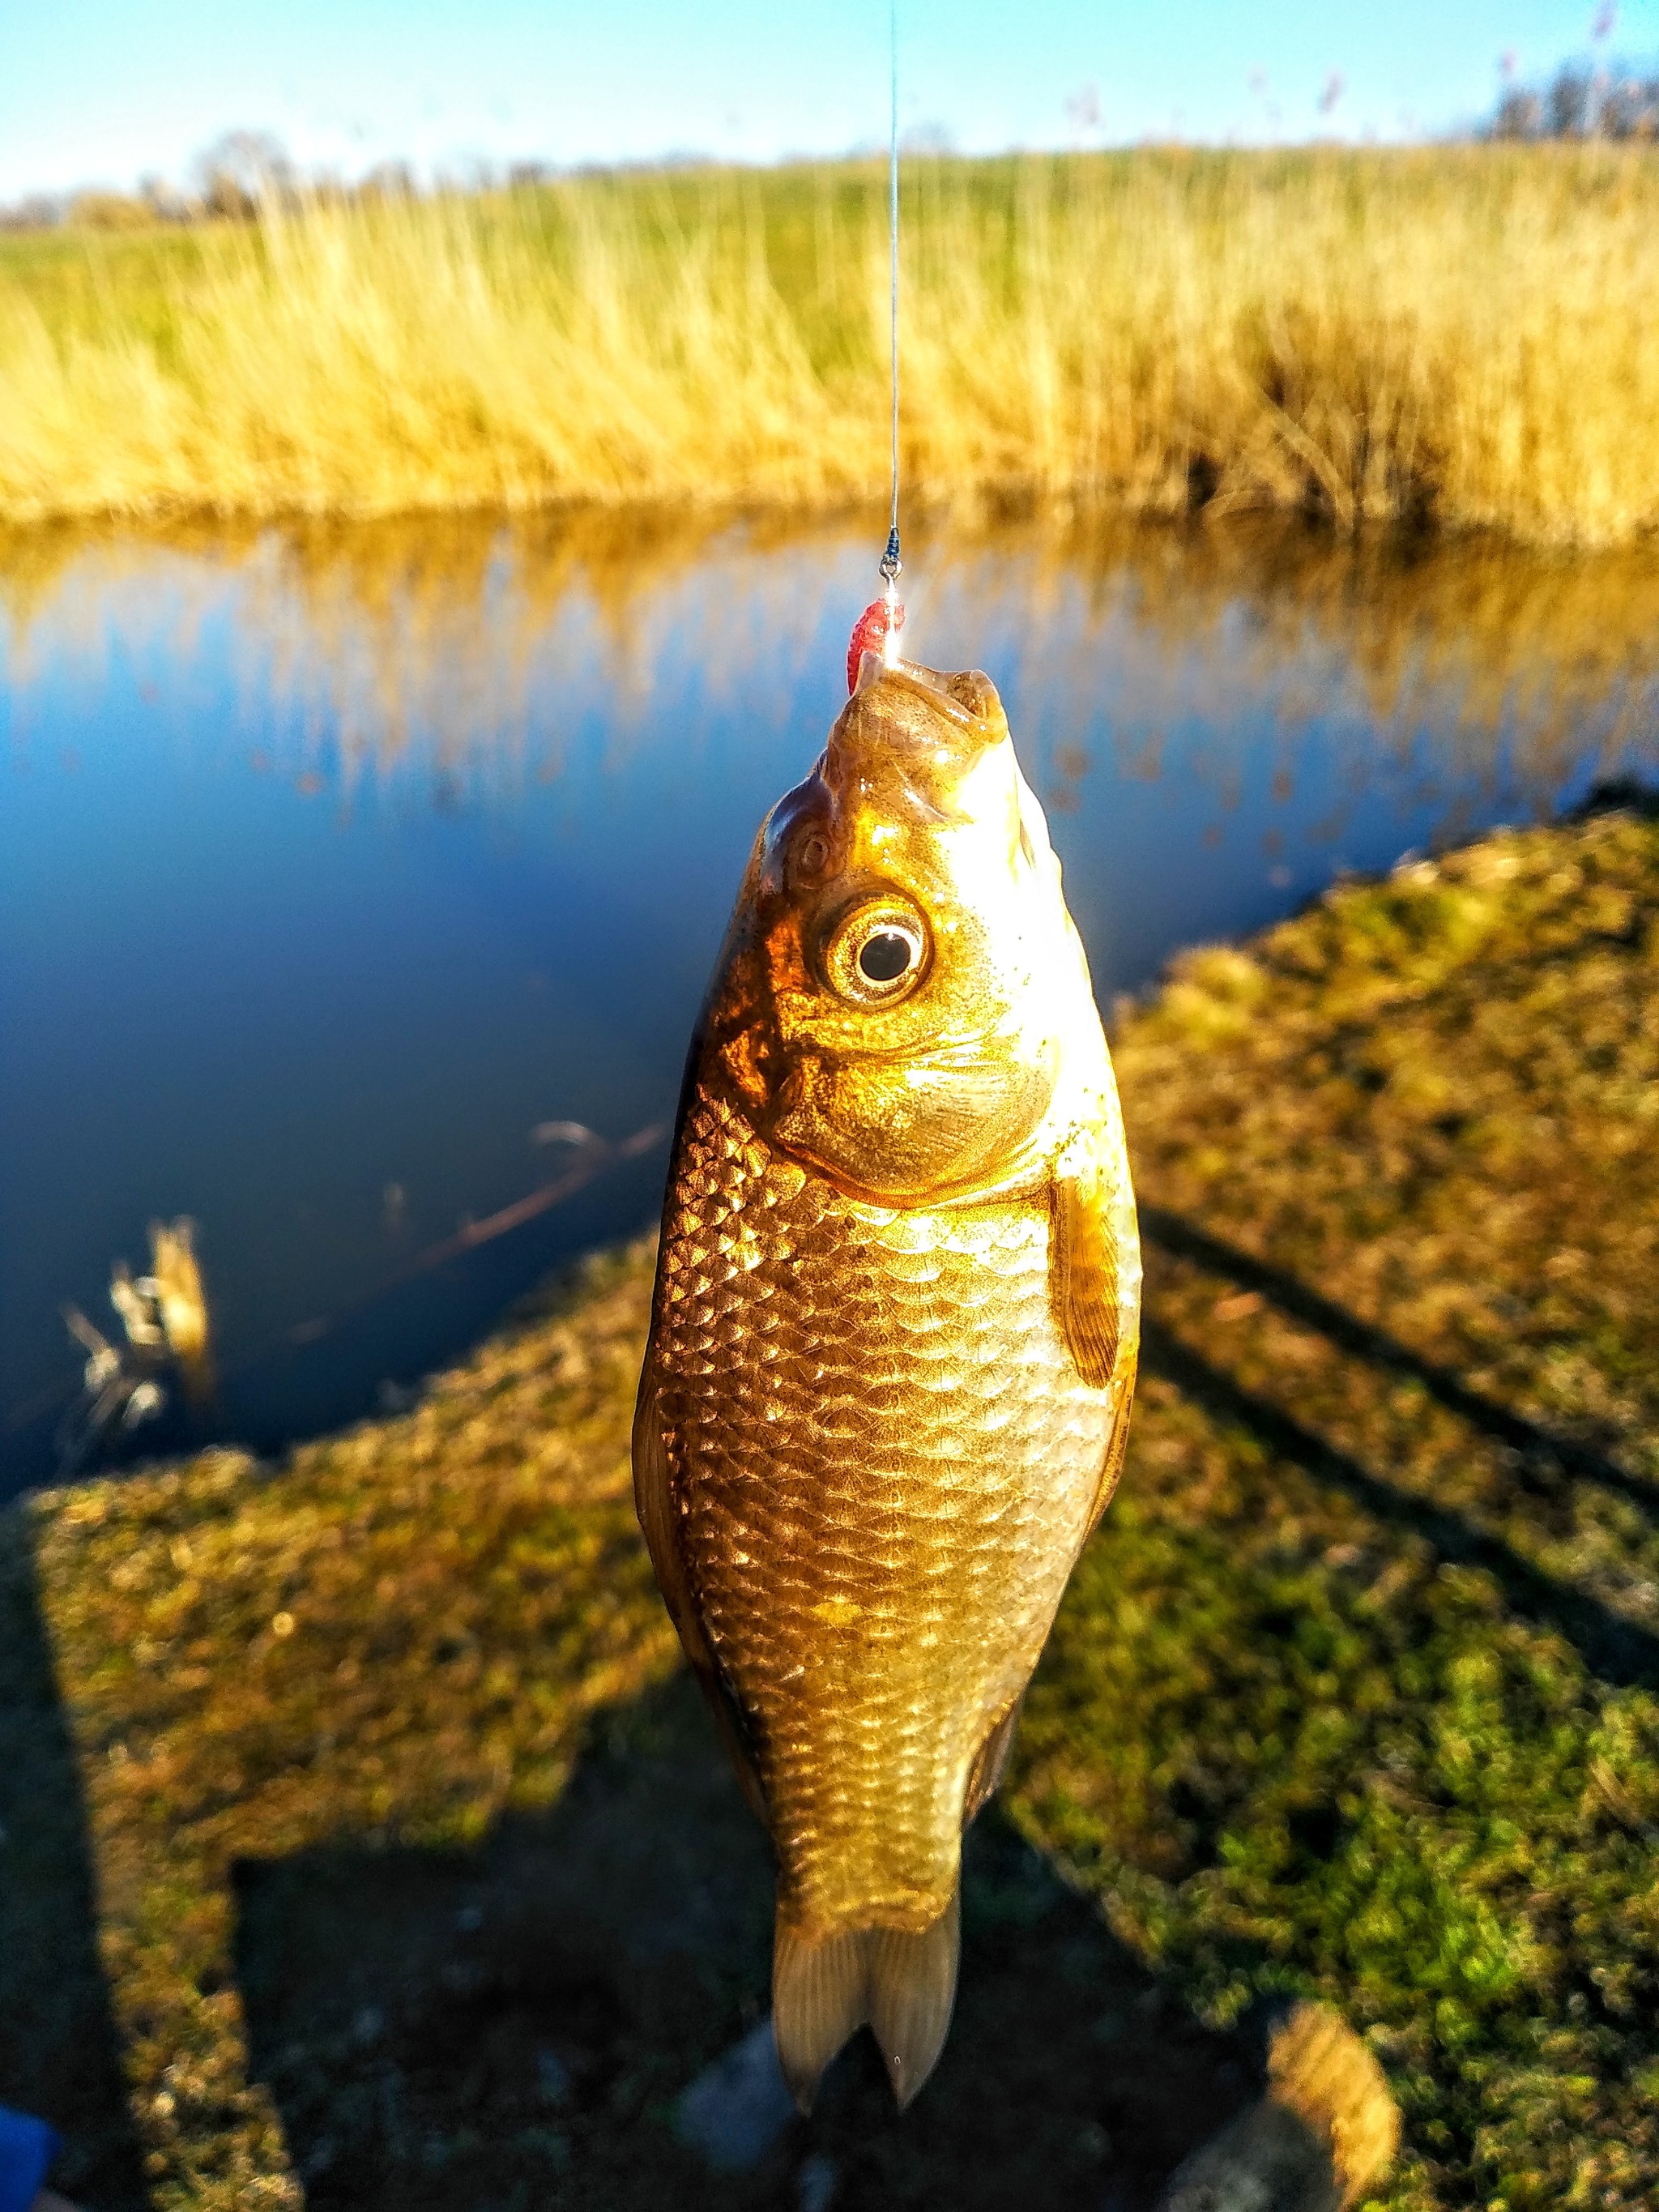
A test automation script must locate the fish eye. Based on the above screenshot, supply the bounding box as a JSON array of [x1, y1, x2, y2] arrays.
[[821, 898, 930, 1007], [859, 931, 914, 984]]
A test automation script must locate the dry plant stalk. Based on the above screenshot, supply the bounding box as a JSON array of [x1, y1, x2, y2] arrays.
[[3, 147, 1659, 542], [1155, 2001, 1401, 2212]]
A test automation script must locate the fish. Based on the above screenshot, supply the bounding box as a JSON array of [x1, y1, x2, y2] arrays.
[[633, 651, 1140, 2112]]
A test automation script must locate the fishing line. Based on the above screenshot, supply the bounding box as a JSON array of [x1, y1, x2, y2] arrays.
[[881, 0, 902, 604], [842, 0, 907, 689]]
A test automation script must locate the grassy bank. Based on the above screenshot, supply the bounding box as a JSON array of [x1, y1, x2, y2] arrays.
[[6, 807, 1659, 2210], [5, 148, 1659, 542]]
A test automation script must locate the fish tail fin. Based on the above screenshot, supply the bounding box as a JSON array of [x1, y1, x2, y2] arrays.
[[772, 1887, 962, 2115], [867, 1886, 961, 2111], [772, 1918, 872, 2114]]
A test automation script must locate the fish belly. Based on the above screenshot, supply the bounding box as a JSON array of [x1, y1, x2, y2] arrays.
[[652, 1087, 1113, 1935]]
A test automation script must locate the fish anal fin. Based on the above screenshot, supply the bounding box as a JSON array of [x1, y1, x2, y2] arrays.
[[1050, 1164, 1120, 1390], [632, 1365, 769, 1824], [868, 1890, 962, 2111], [963, 1695, 1025, 1826]]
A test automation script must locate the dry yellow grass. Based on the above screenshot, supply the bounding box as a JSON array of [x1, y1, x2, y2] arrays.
[[4, 147, 1659, 542]]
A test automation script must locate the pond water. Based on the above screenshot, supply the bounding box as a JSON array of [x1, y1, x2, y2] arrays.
[[4, 510, 1657, 1492]]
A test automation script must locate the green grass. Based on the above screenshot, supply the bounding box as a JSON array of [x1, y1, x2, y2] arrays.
[[5, 809, 1659, 2208]]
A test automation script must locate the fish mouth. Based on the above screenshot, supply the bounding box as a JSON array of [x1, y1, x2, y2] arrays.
[[825, 659, 1012, 826], [854, 655, 1007, 737]]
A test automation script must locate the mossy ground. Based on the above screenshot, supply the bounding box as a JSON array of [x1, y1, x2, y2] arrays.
[[5, 809, 1659, 2210]]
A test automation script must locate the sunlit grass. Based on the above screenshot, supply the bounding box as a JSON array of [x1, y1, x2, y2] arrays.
[[4, 147, 1659, 540]]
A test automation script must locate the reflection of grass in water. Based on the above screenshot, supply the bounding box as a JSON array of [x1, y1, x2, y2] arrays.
[[5, 150, 1659, 540], [8, 809, 1659, 2208], [3, 510, 1656, 814]]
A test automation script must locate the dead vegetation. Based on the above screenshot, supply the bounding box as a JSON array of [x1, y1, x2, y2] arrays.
[[5, 148, 1659, 541]]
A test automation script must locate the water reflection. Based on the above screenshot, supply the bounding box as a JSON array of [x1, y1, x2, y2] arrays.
[[2, 510, 1656, 1487]]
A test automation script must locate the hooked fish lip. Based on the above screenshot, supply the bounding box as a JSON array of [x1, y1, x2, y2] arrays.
[[846, 659, 1008, 747]]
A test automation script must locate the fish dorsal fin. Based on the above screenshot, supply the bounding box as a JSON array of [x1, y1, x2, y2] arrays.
[[1049, 1160, 1120, 1389], [632, 1364, 769, 1824]]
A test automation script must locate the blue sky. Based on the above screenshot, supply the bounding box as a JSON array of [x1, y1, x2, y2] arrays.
[[2, 0, 1654, 201]]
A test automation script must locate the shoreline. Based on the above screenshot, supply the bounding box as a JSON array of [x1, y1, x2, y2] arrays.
[[5, 453, 1659, 553], [5, 806, 1659, 2208]]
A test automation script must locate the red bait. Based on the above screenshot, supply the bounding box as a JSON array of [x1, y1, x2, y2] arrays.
[[846, 595, 906, 694]]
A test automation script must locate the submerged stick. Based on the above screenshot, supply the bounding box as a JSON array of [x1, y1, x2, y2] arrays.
[[285, 1121, 667, 1347]]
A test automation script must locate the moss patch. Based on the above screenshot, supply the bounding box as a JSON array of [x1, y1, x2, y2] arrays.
[[6, 810, 1659, 2208]]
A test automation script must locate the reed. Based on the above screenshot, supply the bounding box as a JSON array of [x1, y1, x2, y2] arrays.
[[4, 146, 1659, 543]]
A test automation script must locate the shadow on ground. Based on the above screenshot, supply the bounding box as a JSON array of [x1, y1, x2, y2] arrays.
[[233, 1672, 1256, 2212], [0, 1531, 149, 2210]]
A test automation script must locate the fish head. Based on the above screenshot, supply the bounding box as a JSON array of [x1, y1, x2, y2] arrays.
[[701, 657, 1094, 1204]]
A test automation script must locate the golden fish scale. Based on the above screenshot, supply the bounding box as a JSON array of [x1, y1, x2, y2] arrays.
[[654, 1085, 1114, 1935]]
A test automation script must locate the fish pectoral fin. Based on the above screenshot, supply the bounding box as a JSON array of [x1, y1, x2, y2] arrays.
[[1049, 1164, 1120, 1390], [1087, 1342, 1139, 1537], [773, 1890, 962, 2116], [962, 1694, 1025, 1826], [632, 1364, 769, 1824]]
